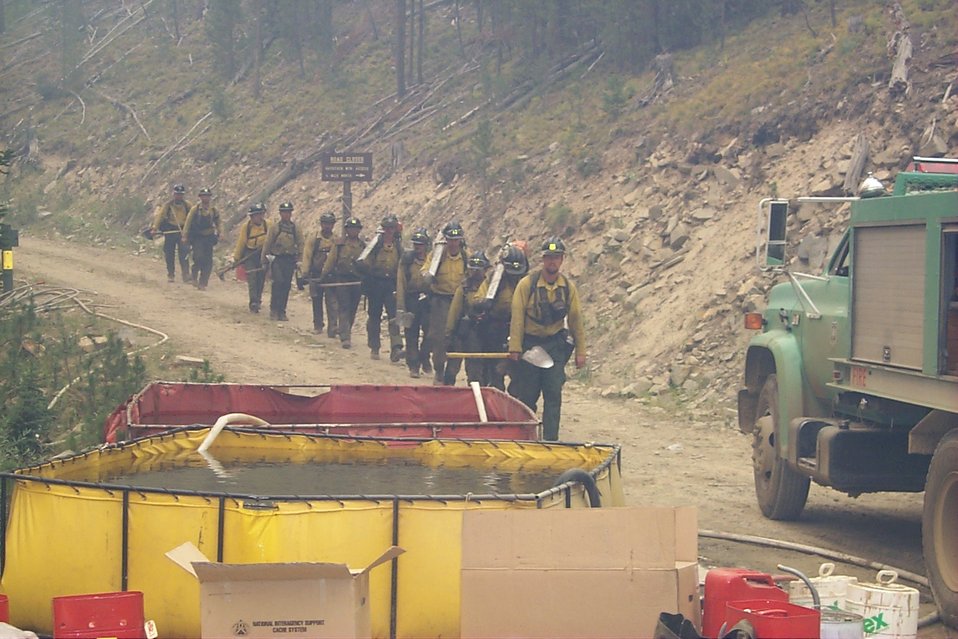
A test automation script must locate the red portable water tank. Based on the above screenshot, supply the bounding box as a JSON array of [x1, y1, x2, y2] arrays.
[[725, 599, 820, 639], [52, 591, 145, 639], [702, 568, 789, 638]]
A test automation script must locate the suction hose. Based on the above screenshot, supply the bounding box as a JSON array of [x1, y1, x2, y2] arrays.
[[553, 468, 601, 508]]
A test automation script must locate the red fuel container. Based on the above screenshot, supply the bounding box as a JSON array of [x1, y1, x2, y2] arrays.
[[702, 568, 789, 638], [52, 591, 145, 639], [725, 599, 820, 639], [0, 594, 9, 622]]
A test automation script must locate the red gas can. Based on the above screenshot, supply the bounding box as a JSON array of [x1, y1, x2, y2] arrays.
[[52, 591, 145, 639], [702, 568, 789, 638], [0, 594, 8, 622], [725, 599, 820, 639]]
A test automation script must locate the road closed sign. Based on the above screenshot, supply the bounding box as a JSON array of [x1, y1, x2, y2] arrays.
[[321, 152, 373, 182]]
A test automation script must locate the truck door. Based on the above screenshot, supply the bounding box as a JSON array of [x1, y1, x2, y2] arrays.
[[943, 226, 958, 375]]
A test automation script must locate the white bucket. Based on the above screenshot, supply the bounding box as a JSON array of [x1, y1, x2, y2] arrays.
[[844, 570, 919, 639], [788, 562, 859, 611], [821, 609, 865, 639]]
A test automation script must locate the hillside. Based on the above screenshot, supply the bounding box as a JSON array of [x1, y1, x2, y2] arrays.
[[1, 0, 956, 407]]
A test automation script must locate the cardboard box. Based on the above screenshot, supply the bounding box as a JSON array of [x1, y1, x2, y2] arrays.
[[167, 543, 403, 639], [460, 507, 699, 639]]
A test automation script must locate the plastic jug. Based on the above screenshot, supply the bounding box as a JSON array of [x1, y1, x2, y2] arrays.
[[789, 562, 859, 611], [702, 568, 789, 638], [844, 570, 918, 639], [724, 599, 821, 639]]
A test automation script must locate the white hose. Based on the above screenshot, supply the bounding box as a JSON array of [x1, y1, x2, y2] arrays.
[[197, 412, 269, 453]]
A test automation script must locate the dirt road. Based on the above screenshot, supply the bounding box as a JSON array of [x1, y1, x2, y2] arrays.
[[17, 235, 948, 630]]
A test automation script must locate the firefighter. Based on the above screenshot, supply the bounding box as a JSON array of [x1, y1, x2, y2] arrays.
[[183, 187, 221, 290], [320, 216, 365, 349], [474, 244, 528, 390], [151, 183, 192, 283], [397, 228, 432, 378], [443, 251, 490, 385], [357, 214, 404, 361], [261, 201, 302, 321], [232, 203, 269, 313], [302, 212, 339, 336], [508, 237, 587, 441], [421, 221, 466, 385]]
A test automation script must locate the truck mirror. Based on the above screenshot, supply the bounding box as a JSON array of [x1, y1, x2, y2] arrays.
[[764, 200, 788, 269]]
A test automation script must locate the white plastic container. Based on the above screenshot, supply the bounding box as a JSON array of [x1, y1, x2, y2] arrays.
[[844, 570, 919, 639], [821, 609, 865, 639], [788, 562, 859, 611]]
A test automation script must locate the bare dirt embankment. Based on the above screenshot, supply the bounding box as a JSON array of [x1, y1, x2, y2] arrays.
[[16, 234, 951, 635]]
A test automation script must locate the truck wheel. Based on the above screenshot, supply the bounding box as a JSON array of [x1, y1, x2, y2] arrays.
[[923, 429, 958, 628], [752, 374, 810, 520]]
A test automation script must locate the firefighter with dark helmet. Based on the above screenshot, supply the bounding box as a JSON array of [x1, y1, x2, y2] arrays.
[[183, 187, 221, 290], [357, 213, 404, 361], [420, 220, 466, 384], [474, 243, 528, 390], [151, 183, 192, 283], [261, 201, 302, 321], [302, 212, 339, 336], [443, 250, 490, 385], [320, 216, 365, 349], [507, 237, 586, 441], [397, 228, 432, 378], [233, 203, 269, 313]]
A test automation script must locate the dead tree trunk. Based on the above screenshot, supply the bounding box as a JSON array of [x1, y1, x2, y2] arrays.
[[887, 1, 912, 97], [842, 133, 869, 195]]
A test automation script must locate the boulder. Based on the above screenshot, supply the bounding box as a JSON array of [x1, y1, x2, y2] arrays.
[[689, 207, 716, 222]]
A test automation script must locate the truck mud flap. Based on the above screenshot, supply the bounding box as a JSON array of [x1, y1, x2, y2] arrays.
[[737, 389, 758, 434], [791, 419, 930, 493]]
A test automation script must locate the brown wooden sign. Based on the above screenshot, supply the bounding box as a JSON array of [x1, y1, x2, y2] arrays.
[[321, 152, 373, 182]]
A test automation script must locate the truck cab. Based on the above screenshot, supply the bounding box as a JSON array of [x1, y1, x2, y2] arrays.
[[737, 157, 958, 626]]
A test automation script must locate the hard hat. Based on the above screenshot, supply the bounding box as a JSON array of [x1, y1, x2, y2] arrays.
[[467, 251, 490, 270], [410, 228, 430, 245], [198, 187, 212, 196], [248, 202, 266, 215], [344, 217, 362, 229], [278, 201, 294, 212], [442, 221, 464, 239], [541, 236, 566, 255], [380, 213, 399, 228], [501, 245, 529, 276], [320, 212, 336, 224], [172, 184, 186, 194]]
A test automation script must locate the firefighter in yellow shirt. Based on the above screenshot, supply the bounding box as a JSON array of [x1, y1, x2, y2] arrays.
[[320, 216, 365, 349], [357, 214, 404, 361], [508, 237, 586, 441], [396, 228, 432, 378], [473, 245, 528, 390], [261, 201, 302, 321], [183, 187, 221, 290], [443, 251, 489, 385], [420, 221, 466, 385], [302, 212, 339, 336], [232, 203, 269, 313], [151, 183, 192, 283]]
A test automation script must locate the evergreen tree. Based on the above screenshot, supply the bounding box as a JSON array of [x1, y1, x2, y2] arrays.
[[206, 0, 241, 78]]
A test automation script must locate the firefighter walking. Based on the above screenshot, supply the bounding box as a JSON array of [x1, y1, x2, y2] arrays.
[[320, 216, 365, 349], [421, 221, 466, 385], [302, 212, 339, 336], [261, 201, 302, 321], [151, 183, 192, 283], [358, 214, 404, 361], [397, 228, 432, 378], [183, 187, 221, 290], [508, 237, 586, 441]]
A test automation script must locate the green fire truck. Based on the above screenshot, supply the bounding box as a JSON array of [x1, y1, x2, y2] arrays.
[[738, 157, 958, 626]]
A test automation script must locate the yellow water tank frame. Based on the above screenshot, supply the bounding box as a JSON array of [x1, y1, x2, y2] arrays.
[[0, 428, 623, 638]]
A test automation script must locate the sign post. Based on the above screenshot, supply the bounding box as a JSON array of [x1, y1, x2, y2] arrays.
[[321, 152, 373, 234]]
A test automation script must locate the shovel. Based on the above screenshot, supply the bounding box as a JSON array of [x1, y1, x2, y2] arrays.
[[445, 345, 554, 369]]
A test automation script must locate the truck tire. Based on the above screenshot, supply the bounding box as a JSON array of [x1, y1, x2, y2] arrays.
[[752, 374, 810, 520], [923, 429, 958, 628]]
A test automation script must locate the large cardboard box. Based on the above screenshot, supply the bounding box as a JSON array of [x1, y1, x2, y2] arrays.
[[167, 543, 403, 639], [460, 507, 699, 639]]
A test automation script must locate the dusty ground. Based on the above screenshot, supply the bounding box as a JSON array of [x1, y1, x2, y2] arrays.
[[17, 235, 954, 636]]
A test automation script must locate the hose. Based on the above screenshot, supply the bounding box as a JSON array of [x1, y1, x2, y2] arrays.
[[700, 529, 941, 629], [553, 468, 601, 507]]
